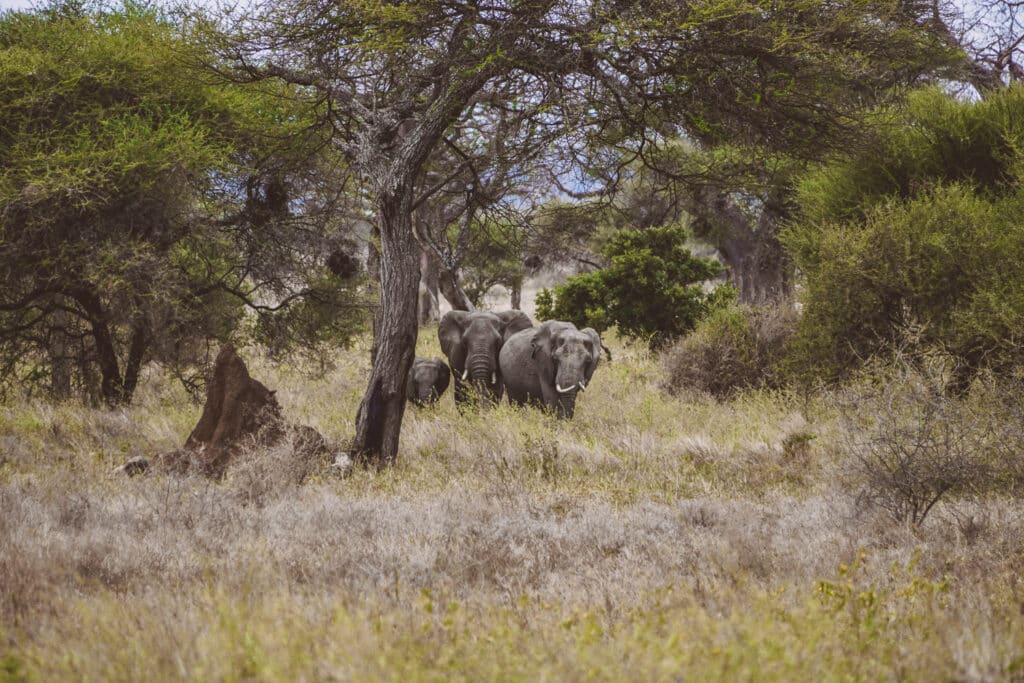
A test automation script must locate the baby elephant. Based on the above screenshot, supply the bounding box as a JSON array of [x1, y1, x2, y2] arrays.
[[407, 357, 451, 406]]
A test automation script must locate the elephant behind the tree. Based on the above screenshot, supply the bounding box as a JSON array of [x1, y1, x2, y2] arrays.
[[499, 320, 601, 419], [438, 310, 533, 405], [407, 357, 450, 406]]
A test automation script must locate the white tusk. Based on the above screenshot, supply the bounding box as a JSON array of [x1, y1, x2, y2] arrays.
[[461, 369, 469, 381], [577, 380, 586, 392], [492, 372, 497, 385], [556, 383, 575, 394]]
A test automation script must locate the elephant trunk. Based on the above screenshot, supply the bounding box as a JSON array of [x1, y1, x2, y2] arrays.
[[465, 346, 499, 397], [554, 389, 578, 419], [553, 364, 587, 419]]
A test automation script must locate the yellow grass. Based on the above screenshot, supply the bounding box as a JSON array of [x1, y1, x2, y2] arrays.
[[1, 329, 1023, 681]]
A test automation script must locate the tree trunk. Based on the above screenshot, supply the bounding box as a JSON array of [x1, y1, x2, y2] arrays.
[[438, 267, 475, 311], [350, 189, 420, 467], [122, 319, 149, 404], [719, 235, 791, 305], [48, 301, 72, 399], [68, 285, 127, 405], [510, 277, 522, 310], [689, 186, 792, 306], [418, 248, 440, 325], [367, 222, 383, 365]]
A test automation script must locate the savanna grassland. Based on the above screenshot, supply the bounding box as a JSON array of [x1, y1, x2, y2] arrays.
[[2, 330, 1023, 682]]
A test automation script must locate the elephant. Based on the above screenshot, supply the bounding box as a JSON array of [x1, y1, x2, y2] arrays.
[[406, 357, 450, 406], [438, 310, 533, 405], [499, 320, 602, 419]]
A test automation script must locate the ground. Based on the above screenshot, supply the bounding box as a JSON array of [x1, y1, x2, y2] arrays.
[[1, 329, 1022, 681]]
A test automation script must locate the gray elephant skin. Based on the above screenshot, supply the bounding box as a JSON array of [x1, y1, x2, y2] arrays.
[[499, 320, 601, 419], [438, 310, 533, 405], [407, 357, 451, 406]]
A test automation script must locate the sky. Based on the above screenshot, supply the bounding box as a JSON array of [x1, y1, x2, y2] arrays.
[[0, 0, 34, 8]]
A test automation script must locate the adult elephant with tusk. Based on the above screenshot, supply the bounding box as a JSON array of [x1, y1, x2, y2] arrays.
[[438, 310, 533, 406], [499, 320, 602, 419]]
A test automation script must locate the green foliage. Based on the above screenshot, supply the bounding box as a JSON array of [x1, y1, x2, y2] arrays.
[[796, 87, 1024, 226], [784, 87, 1024, 384], [537, 224, 726, 348], [252, 273, 370, 362], [0, 3, 365, 402]]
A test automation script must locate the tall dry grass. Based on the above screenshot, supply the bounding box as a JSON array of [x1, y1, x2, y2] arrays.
[[1, 330, 1023, 681]]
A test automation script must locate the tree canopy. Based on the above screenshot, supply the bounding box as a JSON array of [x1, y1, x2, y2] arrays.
[[0, 2, 366, 404]]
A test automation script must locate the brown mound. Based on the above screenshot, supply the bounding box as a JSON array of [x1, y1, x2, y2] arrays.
[[155, 344, 326, 478]]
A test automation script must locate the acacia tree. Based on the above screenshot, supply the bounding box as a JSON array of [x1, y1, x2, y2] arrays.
[[0, 4, 364, 404], [658, 0, 1018, 301], [216, 0, 952, 465]]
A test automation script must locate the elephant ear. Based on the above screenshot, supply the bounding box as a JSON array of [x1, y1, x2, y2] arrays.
[[438, 311, 470, 359], [435, 358, 451, 393], [496, 310, 533, 342], [531, 320, 562, 350], [529, 321, 563, 378], [581, 328, 602, 365]]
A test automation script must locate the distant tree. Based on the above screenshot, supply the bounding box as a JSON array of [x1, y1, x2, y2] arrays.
[[458, 214, 531, 309], [412, 80, 551, 312], [0, 3, 366, 404]]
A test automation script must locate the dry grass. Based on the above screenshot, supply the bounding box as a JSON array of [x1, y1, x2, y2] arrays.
[[2, 330, 1023, 681]]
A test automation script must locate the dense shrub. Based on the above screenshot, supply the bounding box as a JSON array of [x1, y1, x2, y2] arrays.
[[661, 304, 797, 398], [536, 224, 726, 348], [786, 183, 1024, 388], [783, 86, 1024, 387]]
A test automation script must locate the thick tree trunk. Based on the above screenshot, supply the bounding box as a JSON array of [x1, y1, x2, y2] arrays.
[[719, 236, 791, 305], [689, 186, 792, 306], [510, 278, 522, 310], [350, 190, 420, 467]]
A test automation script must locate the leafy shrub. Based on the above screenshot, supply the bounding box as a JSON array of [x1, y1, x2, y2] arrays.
[[536, 224, 726, 348], [786, 184, 1024, 387], [784, 86, 1024, 387], [661, 303, 797, 398]]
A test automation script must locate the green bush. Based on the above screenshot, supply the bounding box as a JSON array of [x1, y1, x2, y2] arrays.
[[661, 304, 797, 398], [536, 224, 726, 348], [783, 86, 1024, 387]]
